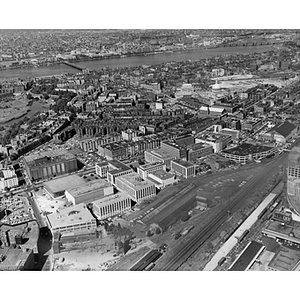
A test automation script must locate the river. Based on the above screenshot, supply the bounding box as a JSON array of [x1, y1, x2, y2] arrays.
[[0, 45, 276, 80]]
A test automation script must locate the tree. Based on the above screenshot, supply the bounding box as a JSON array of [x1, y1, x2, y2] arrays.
[[27, 93, 33, 100]]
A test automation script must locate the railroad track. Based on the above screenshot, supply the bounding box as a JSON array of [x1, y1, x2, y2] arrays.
[[155, 153, 288, 271]]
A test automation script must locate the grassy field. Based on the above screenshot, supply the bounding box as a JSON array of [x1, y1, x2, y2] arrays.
[[0, 94, 30, 123]]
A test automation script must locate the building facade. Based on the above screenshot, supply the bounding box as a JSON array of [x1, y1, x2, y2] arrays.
[[23, 149, 78, 181], [46, 203, 97, 235], [92, 193, 132, 220], [137, 161, 166, 180], [170, 159, 195, 178], [115, 173, 156, 203]]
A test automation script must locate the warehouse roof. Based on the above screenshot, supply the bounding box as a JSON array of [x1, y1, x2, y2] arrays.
[[229, 241, 265, 271], [66, 179, 112, 197], [92, 192, 131, 208], [268, 246, 300, 271], [267, 121, 296, 138], [44, 175, 86, 194]]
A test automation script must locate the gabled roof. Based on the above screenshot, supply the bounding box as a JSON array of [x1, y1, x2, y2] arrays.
[[267, 121, 296, 138]]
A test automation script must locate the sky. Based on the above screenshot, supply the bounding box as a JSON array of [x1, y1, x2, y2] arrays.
[[1, 0, 299, 29]]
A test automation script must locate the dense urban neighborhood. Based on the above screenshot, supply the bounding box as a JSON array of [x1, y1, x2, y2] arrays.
[[2, 29, 300, 271]]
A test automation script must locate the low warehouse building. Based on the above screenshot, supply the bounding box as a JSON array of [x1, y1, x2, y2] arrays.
[[43, 174, 86, 198], [65, 179, 114, 205]]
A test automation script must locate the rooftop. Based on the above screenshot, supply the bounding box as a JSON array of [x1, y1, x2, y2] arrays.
[[138, 161, 165, 171], [229, 241, 265, 271], [0, 247, 33, 270], [24, 149, 75, 166], [66, 179, 112, 198], [92, 192, 131, 208], [46, 203, 95, 229], [116, 173, 155, 190], [147, 149, 176, 160], [108, 159, 132, 175], [264, 220, 300, 240], [268, 246, 300, 271], [44, 174, 86, 193], [171, 159, 195, 168], [267, 121, 296, 138], [149, 170, 174, 180]]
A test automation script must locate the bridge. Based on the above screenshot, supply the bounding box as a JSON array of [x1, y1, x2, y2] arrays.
[[61, 61, 89, 73]]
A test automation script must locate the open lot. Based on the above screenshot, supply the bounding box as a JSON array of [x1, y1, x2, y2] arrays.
[[0, 94, 30, 123]]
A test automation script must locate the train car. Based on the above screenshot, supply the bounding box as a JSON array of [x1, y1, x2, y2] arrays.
[[218, 257, 226, 266], [238, 229, 250, 243], [144, 262, 155, 271]]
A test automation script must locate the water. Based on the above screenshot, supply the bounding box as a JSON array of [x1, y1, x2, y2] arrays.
[[0, 45, 276, 80]]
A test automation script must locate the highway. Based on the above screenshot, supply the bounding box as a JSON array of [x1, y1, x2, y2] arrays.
[[154, 151, 288, 271]]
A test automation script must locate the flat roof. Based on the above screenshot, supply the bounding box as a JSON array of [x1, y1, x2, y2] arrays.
[[0, 248, 32, 269], [229, 241, 265, 271], [138, 161, 165, 171], [24, 149, 75, 163], [268, 246, 300, 271], [46, 203, 95, 229], [44, 175, 86, 193], [149, 170, 174, 180], [66, 179, 112, 197], [146, 149, 176, 160], [171, 159, 194, 168], [116, 173, 155, 190], [108, 160, 131, 175], [92, 192, 131, 208], [223, 143, 273, 156]]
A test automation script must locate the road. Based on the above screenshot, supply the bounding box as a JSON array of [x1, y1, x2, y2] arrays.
[[154, 151, 288, 271]]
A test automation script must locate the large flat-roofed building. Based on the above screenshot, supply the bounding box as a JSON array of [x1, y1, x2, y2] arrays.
[[160, 141, 187, 159], [144, 149, 177, 169], [46, 203, 97, 235], [170, 159, 195, 179], [147, 170, 177, 189], [98, 141, 128, 160], [0, 247, 35, 271], [175, 134, 195, 147], [222, 143, 275, 164], [96, 159, 133, 184], [23, 149, 78, 181], [262, 219, 300, 245], [115, 173, 156, 203], [228, 241, 265, 271], [187, 142, 213, 162], [92, 192, 131, 220], [43, 174, 87, 198], [287, 147, 300, 214], [65, 179, 114, 205], [0, 165, 18, 191], [267, 246, 300, 271], [137, 161, 166, 180]]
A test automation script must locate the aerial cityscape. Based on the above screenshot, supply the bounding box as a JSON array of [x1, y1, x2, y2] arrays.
[[2, 28, 300, 272]]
